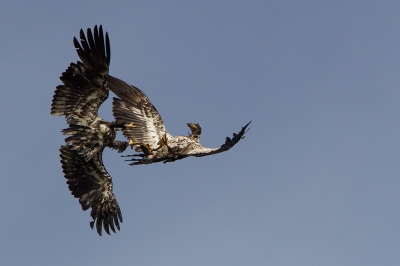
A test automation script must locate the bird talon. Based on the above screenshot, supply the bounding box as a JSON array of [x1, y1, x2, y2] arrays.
[[129, 139, 137, 148], [157, 134, 168, 148], [126, 122, 135, 128]]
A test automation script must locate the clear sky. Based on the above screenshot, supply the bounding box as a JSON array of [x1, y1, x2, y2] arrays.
[[1, 1, 400, 265]]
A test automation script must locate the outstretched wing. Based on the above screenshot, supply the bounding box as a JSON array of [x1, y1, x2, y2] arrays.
[[109, 75, 172, 149], [51, 25, 110, 126], [188, 121, 252, 157], [125, 121, 252, 165], [59, 145, 122, 236]]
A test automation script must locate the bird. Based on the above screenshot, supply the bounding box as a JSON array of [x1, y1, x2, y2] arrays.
[[59, 144, 122, 236], [52, 25, 250, 236], [51, 26, 130, 235], [109, 75, 251, 165], [50, 25, 130, 162]]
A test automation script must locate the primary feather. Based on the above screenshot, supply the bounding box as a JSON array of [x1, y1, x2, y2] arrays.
[[60, 145, 123, 236]]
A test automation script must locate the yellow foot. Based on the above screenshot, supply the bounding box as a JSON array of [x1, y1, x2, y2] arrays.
[[126, 122, 135, 128], [129, 139, 137, 148], [157, 134, 168, 148]]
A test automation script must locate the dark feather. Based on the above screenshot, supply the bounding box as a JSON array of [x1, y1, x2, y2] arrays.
[[193, 121, 251, 157], [124, 121, 252, 165], [60, 145, 123, 236], [51, 25, 109, 123], [108, 76, 251, 165], [109, 75, 170, 148], [52, 25, 127, 160]]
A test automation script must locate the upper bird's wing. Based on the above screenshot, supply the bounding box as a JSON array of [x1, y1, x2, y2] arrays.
[[60, 145, 122, 236], [109, 75, 172, 149], [51, 25, 110, 126]]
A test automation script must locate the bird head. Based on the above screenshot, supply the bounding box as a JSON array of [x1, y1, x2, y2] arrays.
[[187, 123, 202, 141]]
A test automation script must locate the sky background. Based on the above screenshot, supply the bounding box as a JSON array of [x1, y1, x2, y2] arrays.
[[1, 1, 400, 265]]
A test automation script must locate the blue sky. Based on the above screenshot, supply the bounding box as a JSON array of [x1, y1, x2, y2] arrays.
[[1, 1, 400, 265]]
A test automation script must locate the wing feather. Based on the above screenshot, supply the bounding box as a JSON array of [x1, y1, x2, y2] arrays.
[[60, 145, 122, 236], [189, 121, 252, 157], [51, 25, 110, 126], [109, 75, 171, 148], [52, 26, 127, 161]]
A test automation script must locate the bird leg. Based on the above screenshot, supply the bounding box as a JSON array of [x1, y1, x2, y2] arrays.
[[109, 140, 129, 153], [110, 121, 125, 129], [156, 134, 168, 149], [110, 121, 136, 130]]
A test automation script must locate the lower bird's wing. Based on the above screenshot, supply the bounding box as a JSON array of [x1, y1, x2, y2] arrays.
[[59, 145, 122, 236]]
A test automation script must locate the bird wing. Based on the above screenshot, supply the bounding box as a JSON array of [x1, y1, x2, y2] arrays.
[[51, 25, 110, 126], [109, 75, 172, 149], [60, 145, 122, 236], [187, 121, 252, 157]]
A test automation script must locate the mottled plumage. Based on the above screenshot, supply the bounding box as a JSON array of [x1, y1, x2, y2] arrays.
[[109, 76, 251, 165], [51, 25, 128, 161], [53, 25, 250, 236], [60, 145, 122, 236], [52, 26, 129, 235]]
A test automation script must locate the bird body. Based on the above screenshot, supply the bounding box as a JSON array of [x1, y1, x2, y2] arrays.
[[109, 75, 251, 165], [51, 26, 128, 235]]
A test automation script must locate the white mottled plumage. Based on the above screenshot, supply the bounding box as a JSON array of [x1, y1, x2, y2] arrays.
[[109, 75, 251, 165]]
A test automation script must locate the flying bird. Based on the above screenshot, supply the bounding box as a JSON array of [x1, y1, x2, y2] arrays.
[[51, 26, 130, 235], [59, 145, 122, 236], [52, 25, 250, 236], [109, 75, 251, 165], [51, 25, 130, 161]]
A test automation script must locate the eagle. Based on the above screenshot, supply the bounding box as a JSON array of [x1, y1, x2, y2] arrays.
[[51, 25, 130, 161], [59, 145, 122, 236], [109, 76, 251, 165], [52, 25, 251, 236], [51, 26, 131, 235]]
